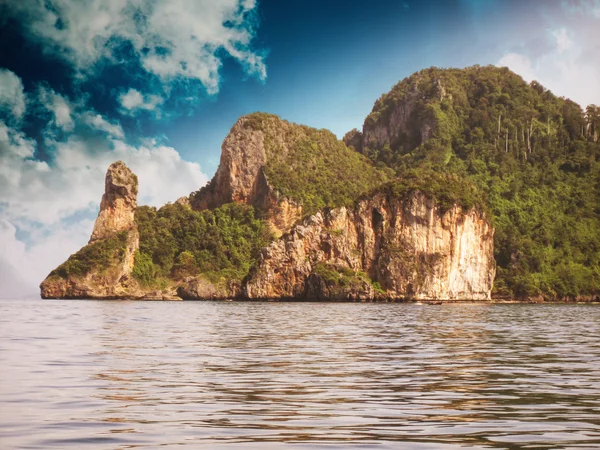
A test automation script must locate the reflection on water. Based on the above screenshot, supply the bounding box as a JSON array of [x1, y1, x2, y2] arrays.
[[1, 299, 600, 449]]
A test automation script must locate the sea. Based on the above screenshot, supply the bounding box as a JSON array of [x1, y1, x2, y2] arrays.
[[1, 298, 599, 449]]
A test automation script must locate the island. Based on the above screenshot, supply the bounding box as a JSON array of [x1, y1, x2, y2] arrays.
[[41, 66, 600, 302]]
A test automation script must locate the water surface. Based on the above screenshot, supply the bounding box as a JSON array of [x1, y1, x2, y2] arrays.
[[1, 299, 600, 449]]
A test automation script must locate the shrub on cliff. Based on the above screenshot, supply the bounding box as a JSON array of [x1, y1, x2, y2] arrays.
[[50, 231, 128, 279], [131, 251, 156, 286], [373, 169, 487, 213], [312, 263, 375, 289]]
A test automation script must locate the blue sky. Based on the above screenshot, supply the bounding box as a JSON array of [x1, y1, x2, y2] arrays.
[[0, 0, 599, 296]]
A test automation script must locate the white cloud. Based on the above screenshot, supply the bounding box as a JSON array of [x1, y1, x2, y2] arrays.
[[7, 0, 266, 95], [119, 88, 164, 114], [497, 22, 600, 108], [81, 112, 124, 138], [553, 28, 572, 54], [0, 218, 93, 297], [37, 86, 126, 138], [497, 53, 536, 84], [39, 86, 74, 131], [0, 69, 26, 120], [1, 121, 207, 225]]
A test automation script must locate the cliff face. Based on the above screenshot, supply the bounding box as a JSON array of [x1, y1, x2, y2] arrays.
[[245, 192, 495, 301], [39, 66, 600, 301], [191, 118, 267, 209], [359, 77, 442, 153], [190, 116, 302, 236], [40, 115, 496, 301], [190, 113, 386, 238]]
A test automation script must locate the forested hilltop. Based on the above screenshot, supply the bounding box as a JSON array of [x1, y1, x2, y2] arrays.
[[345, 65, 600, 299]]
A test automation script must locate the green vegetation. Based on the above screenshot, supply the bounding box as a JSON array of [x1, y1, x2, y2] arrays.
[[51, 231, 128, 278], [312, 262, 378, 291], [372, 169, 487, 213], [133, 202, 271, 286], [362, 65, 600, 298], [130, 250, 155, 286], [371, 281, 385, 294], [245, 113, 390, 216]]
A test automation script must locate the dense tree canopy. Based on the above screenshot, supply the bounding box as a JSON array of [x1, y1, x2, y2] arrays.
[[360, 65, 600, 298], [133, 203, 271, 286]]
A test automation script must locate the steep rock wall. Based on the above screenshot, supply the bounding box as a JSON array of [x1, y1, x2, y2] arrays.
[[361, 77, 446, 153], [191, 118, 267, 209], [190, 116, 302, 236], [244, 192, 495, 301], [90, 161, 138, 243]]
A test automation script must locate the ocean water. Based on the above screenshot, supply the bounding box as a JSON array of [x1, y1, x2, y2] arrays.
[[1, 299, 599, 449]]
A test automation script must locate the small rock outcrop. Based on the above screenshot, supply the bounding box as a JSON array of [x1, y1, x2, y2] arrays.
[[40, 229, 141, 299], [89, 161, 138, 243], [245, 192, 495, 301]]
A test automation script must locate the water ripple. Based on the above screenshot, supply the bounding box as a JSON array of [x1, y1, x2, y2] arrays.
[[1, 300, 599, 448]]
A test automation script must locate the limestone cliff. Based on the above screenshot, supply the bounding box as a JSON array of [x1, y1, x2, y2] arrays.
[[89, 161, 138, 243], [190, 115, 303, 236], [40, 65, 600, 302], [245, 192, 495, 301]]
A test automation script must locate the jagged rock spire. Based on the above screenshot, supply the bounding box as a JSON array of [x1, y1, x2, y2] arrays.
[[89, 161, 138, 243]]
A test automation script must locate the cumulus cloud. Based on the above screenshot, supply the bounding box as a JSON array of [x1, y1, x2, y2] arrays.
[[119, 88, 164, 114], [0, 69, 26, 120], [6, 0, 266, 95], [0, 218, 93, 297], [553, 28, 572, 54], [39, 86, 74, 131], [497, 7, 600, 108], [36, 86, 126, 138], [497, 53, 536, 84], [80, 112, 124, 138]]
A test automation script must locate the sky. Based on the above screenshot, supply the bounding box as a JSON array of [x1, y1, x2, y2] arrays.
[[0, 0, 599, 297]]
